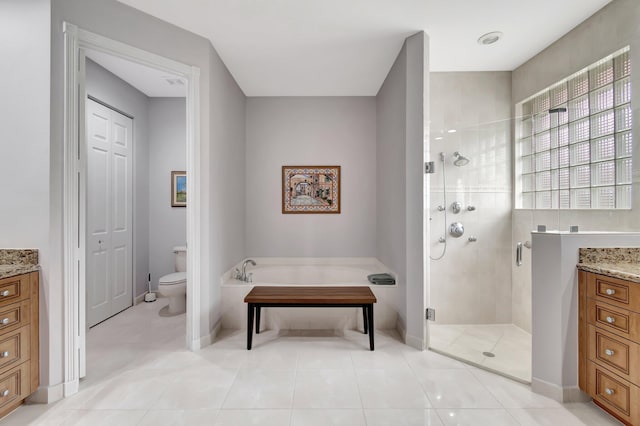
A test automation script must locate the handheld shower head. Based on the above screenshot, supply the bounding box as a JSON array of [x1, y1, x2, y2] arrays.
[[453, 151, 470, 167]]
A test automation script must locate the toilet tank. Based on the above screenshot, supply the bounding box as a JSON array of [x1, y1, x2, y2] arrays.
[[173, 246, 187, 272]]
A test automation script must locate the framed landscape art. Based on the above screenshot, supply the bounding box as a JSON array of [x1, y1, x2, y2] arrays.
[[171, 171, 186, 207], [282, 165, 341, 214]]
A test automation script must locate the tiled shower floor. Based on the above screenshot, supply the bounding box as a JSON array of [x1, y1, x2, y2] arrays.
[[429, 323, 532, 383]]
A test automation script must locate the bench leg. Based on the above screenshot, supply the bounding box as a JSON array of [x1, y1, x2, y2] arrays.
[[247, 303, 254, 350], [256, 306, 261, 334], [362, 306, 368, 334], [367, 304, 374, 351]]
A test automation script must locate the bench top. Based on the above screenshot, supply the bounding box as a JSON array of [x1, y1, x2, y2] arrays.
[[244, 286, 376, 304]]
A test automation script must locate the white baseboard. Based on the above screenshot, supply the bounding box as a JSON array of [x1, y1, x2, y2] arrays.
[[134, 293, 146, 305], [396, 319, 407, 344], [26, 383, 65, 404], [405, 334, 425, 351], [531, 378, 590, 403], [190, 320, 222, 350]]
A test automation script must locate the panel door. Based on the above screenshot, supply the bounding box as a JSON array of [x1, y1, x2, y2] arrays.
[[86, 99, 133, 327]]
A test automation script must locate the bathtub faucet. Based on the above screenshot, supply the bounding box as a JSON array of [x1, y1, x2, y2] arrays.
[[234, 259, 256, 282]]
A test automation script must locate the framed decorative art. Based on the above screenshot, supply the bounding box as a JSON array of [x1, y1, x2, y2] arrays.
[[171, 171, 187, 207], [282, 165, 341, 214]]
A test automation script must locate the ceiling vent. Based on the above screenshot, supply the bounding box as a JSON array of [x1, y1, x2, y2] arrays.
[[164, 77, 185, 86]]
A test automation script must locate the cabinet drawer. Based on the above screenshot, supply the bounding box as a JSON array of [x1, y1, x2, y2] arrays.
[[0, 326, 29, 374], [0, 275, 30, 308], [588, 299, 640, 342], [588, 324, 640, 383], [588, 272, 640, 312], [0, 301, 30, 335], [0, 363, 29, 413]]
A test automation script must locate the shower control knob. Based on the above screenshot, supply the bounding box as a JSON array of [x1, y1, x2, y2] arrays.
[[467, 205, 476, 211], [451, 202, 462, 214], [449, 222, 464, 238], [468, 236, 477, 242]]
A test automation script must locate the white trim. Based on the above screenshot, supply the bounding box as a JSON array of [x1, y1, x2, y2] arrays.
[[405, 334, 425, 351], [26, 383, 65, 404], [192, 320, 222, 350], [531, 378, 591, 403], [62, 22, 202, 397], [396, 319, 406, 344]]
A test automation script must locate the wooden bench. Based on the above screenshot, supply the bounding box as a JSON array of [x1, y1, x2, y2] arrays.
[[244, 286, 377, 350]]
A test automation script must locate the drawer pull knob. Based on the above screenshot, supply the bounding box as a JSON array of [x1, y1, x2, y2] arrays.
[[0, 351, 8, 358], [0, 318, 10, 325], [0, 291, 9, 297], [605, 388, 615, 396], [1, 390, 8, 397], [606, 316, 616, 324], [605, 349, 615, 356], [605, 289, 616, 295]]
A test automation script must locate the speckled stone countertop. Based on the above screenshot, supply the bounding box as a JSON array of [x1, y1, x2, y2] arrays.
[[577, 248, 640, 284], [0, 249, 39, 280]]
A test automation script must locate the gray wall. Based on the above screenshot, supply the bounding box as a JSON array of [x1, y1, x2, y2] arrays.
[[245, 97, 376, 257], [45, 0, 247, 391], [148, 98, 186, 291], [85, 59, 150, 299], [208, 49, 246, 330], [0, 0, 50, 387], [376, 32, 428, 348]]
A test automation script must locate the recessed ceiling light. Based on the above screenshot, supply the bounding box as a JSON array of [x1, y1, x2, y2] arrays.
[[447, 129, 457, 133], [477, 31, 503, 45]]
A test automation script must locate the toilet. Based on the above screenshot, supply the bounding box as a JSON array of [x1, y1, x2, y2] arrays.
[[158, 246, 187, 314]]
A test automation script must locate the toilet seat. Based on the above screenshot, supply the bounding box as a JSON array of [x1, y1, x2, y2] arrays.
[[159, 272, 186, 285]]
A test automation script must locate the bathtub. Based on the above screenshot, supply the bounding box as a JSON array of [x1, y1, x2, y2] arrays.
[[220, 258, 398, 331]]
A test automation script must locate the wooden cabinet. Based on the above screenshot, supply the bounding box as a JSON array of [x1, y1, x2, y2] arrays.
[[579, 270, 640, 425], [0, 272, 38, 418]]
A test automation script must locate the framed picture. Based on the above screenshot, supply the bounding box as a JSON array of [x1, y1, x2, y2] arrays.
[[282, 165, 341, 214], [171, 171, 186, 207]]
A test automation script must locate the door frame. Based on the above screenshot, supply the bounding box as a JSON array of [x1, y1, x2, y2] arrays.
[[62, 22, 202, 397]]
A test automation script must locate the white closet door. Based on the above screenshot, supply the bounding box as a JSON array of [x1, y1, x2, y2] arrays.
[[86, 99, 133, 327]]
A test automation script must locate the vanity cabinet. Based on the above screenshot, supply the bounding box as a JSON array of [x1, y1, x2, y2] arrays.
[[0, 272, 38, 418], [579, 270, 640, 425]]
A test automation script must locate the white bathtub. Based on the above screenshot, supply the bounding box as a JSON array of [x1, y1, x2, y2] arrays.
[[220, 258, 398, 331]]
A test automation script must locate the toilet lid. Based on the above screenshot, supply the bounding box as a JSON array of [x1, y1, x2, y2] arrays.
[[159, 272, 186, 285]]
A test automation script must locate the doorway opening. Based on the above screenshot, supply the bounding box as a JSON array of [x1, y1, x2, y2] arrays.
[[62, 23, 202, 397]]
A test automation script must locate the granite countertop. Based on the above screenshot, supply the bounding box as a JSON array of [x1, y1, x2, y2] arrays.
[[0, 264, 40, 280], [577, 247, 640, 284], [0, 249, 39, 280]]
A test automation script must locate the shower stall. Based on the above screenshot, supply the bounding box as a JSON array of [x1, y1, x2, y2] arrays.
[[426, 71, 533, 383], [427, 117, 532, 383]]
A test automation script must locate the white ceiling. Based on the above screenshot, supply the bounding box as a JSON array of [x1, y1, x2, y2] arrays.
[[86, 49, 186, 97], [116, 0, 612, 96]]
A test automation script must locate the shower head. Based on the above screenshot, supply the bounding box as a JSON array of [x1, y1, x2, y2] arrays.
[[453, 151, 470, 167]]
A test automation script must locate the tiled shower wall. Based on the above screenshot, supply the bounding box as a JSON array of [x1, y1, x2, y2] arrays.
[[429, 72, 514, 326]]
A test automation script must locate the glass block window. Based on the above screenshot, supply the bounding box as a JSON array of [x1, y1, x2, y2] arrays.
[[516, 47, 632, 209]]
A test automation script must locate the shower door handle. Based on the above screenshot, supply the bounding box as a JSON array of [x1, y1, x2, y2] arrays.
[[516, 242, 523, 266]]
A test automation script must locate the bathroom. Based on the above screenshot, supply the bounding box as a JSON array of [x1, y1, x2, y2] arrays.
[[84, 51, 188, 326], [1, 0, 640, 423]]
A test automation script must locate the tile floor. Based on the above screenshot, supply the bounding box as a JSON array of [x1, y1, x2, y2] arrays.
[[2, 301, 620, 425], [429, 323, 532, 383]]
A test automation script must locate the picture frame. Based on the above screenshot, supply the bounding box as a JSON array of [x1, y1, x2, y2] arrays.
[[282, 165, 341, 214], [171, 171, 187, 207]]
